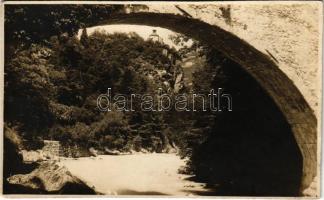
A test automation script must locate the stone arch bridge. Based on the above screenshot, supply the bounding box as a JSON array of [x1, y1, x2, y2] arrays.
[[84, 3, 321, 195]]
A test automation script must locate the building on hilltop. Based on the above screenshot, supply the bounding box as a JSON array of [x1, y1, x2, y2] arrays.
[[148, 29, 163, 43]]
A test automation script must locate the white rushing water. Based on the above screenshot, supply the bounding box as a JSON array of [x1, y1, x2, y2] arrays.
[[60, 153, 208, 196]]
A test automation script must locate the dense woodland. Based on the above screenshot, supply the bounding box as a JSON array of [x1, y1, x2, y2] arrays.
[[4, 5, 227, 156]]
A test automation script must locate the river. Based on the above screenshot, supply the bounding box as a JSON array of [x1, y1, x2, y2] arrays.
[[60, 153, 208, 196]]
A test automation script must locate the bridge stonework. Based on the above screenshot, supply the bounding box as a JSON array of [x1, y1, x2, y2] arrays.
[[89, 3, 321, 194]]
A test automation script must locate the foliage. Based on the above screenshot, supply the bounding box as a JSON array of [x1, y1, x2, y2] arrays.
[[5, 5, 124, 47], [5, 29, 181, 154], [4, 45, 55, 134]]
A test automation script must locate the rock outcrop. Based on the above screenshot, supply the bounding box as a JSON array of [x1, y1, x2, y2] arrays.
[[7, 162, 97, 194], [4, 125, 97, 194], [3, 125, 40, 194], [20, 150, 46, 163]]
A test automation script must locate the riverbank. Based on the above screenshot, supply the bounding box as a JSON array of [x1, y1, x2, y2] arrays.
[[60, 153, 207, 196]]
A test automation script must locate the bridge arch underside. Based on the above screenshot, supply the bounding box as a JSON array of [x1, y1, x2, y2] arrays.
[[89, 13, 317, 195]]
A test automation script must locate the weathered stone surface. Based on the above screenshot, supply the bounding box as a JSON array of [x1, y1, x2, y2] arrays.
[[3, 128, 96, 194], [20, 150, 46, 163], [7, 162, 97, 194], [302, 176, 318, 197], [3, 125, 41, 194], [89, 147, 98, 157]]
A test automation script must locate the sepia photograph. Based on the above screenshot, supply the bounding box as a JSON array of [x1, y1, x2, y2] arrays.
[[1, 1, 322, 197]]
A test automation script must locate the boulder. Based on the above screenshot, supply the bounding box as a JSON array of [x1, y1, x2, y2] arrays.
[[7, 162, 97, 194], [104, 147, 120, 155], [3, 125, 40, 194], [20, 150, 45, 163], [89, 147, 98, 157]]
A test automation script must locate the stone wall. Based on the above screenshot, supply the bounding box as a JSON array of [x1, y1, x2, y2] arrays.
[[42, 140, 60, 158]]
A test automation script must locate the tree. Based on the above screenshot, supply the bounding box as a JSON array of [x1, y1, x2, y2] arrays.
[[4, 45, 55, 134], [5, 5, 124, 47], [5, 27, 184, 153], [80, 28, 89, 47]]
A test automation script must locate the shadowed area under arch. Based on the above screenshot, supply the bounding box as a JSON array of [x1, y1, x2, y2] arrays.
[[85, 12, 317, 194]]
